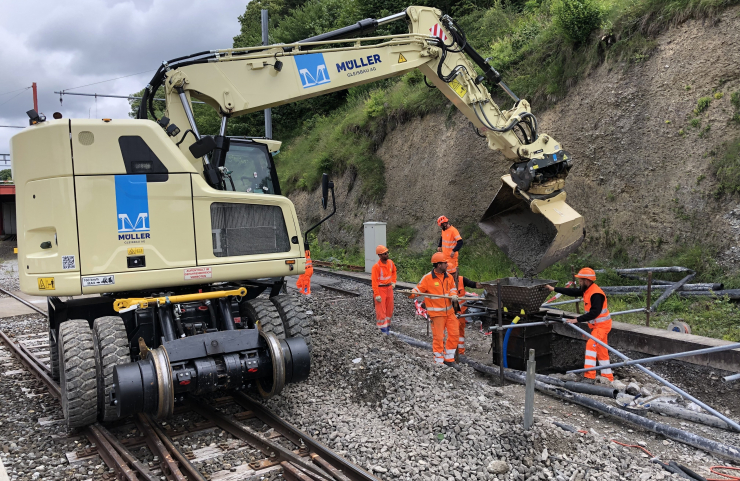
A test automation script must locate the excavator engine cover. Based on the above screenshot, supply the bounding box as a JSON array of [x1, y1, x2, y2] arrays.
[[480, 175, 584, 276]]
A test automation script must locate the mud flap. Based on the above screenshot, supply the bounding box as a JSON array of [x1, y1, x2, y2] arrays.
[[479, 175, 584, 276]]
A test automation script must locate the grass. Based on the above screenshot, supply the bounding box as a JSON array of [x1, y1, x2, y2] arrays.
[[711, 137, 740, 195], [310, 224, 740, 341]]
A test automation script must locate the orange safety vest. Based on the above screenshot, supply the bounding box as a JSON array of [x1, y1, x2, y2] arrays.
[[371, 260, 397, 296], [441, 226, 462, 269], [412, 270, 458, 316], [457, 276, 468, 314], [584, 283, 611, 327], [304, 251, 313, 276]]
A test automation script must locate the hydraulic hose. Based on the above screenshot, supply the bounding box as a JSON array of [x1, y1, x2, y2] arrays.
[[388, 331, 740, 463]]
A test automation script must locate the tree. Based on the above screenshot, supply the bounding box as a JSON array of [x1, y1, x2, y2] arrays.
[[0, 169, 11, 181]]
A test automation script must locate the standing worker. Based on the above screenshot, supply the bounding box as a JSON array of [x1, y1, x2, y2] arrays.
[[437, 216, 463, 285], [456, 275, 482, 357], [296, 248, 313, 296], [409, 252, 460, 368], [371, 245, 397, 334], [545, 268, 614, 382]]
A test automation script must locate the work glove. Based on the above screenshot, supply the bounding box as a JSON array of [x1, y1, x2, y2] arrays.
[[451, 295, 459, 302], [375, 295, 382, 303], [391, 283, 396, 288]]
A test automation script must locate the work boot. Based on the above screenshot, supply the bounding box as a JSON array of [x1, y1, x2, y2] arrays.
[[443, 361, 461, 371], [581, 377, 596, 385]]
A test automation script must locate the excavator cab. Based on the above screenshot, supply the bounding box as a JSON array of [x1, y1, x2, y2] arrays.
[[480, 175, 584, 276]]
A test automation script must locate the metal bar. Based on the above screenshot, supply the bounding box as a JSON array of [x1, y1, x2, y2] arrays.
[[189, 399, 333, 481], [135, 414, 187, 481], [610, 308, 646, 316], [570, 342, 740, 374], [377, 11, 407, 25], [234, 393, 380, 481], [646, 272, 652, 327], [724, 373, 740, 382], [489, 321, 548, 331], [146, 415, 207, 481], [0, 330, 60, 399], [542, 298, 582, 307], [497, 281, 504, 386], [85, 424, 140, 481], [651, 272, 695, 311], [562, 321, 740, 432], [309, 453, 352, 481], [524, 349, 535, 430], [98, 424, 158, 481], [261, 9, 273, 139]]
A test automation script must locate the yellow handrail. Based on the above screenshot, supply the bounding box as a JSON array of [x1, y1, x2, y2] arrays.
[[114, 287, 247, 312]]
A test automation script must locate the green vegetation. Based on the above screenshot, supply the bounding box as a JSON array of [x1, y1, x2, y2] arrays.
[[731, 91, 740, 123], [552, 0, 605, 44], [689, 118, 701, 128], [714, 92, 724, 100], [711, 137, 740, 195], [694, 96, 712, 114], [0, 169, 11, 182]]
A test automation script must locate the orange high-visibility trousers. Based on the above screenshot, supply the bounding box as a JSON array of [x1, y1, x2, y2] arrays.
[[457, 317, 466, 355], [584, 326, 614, 381], [430, 313, 459, 363], [296, 274, 311, 295], [374, 285, 394, 334]]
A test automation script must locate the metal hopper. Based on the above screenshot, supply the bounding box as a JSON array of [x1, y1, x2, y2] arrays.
[[479, 175, 585, 276], [480, 277, 558, 314]]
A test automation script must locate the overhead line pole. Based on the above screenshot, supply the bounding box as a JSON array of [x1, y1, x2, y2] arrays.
[[32, 82, 38, 113], [262, 9, 273, 139]]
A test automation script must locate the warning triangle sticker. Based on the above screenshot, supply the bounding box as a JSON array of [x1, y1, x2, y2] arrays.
[[398, 53, 407, 63]]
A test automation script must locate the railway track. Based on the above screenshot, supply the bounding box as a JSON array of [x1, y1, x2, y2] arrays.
[[0, 287, 379, 481]]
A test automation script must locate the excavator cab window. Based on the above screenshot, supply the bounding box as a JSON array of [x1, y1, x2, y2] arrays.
[[222, 140, 280, 195]]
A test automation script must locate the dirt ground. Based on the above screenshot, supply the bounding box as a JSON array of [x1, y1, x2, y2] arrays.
[[289, 5, 740, 269]]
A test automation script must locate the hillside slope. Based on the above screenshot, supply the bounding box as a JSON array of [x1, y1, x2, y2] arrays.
[[290, 6, 740, 268]]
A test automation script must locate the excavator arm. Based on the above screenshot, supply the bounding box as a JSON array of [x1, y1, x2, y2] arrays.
[[140, 6, 584, 275]]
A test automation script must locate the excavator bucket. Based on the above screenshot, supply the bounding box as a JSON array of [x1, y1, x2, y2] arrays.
[[479, 175, 585, 276]]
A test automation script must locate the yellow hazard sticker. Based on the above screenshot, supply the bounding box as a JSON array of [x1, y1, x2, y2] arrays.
[[449, 78, 467, 98], [38, 277, 55, 290], [398, 53, 407, 63], [127, 247, 144, 255]]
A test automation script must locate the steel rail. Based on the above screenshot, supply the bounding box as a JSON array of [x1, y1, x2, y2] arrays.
[[85, 424, 140, 481], [146, 414, 207, 481], [562, 321, 740, 432], [235, 393, 381, 481], [98, 424, 159, 481], [135, 414, 188, 481], [0, 330, 60, 398], [321, 284, 361, 297], [569, 342, 740, 374], [0, 286, 48, 317]]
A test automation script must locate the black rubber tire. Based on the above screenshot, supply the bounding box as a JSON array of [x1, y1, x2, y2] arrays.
[[243, 298, 285, 339], [49, 327, 59, 382], [59, 320, 98, 428], [270, 294, 312, 352], [93, 316, 130, 422]]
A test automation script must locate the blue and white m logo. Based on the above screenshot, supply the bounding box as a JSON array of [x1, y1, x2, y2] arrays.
[[294, 53, 331, 89], [115, 175, 150, 232]]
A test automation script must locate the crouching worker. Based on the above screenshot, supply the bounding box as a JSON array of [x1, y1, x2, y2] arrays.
[[409, 253, 460, 369], [371, 245, 396, 334], [546, 268, 613, 382]]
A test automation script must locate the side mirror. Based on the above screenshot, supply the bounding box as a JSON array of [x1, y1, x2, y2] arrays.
[[321, 173, 329, 209], [189, 136, 216, 159]]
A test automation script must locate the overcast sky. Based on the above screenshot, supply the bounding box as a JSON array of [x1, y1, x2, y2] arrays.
[[0, 0, 249, 161]]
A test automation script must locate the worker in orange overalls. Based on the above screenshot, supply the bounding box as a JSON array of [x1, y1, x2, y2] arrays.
[[371, 245, 396, 334], [456, 275, 482, 357], [296, 248, 313, 296], [437, 216, 463, 285], [546, 268, 614, 382], [409, 252, 460, 368]]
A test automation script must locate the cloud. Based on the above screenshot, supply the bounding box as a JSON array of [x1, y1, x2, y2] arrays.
[[0, 0, 248, 157]]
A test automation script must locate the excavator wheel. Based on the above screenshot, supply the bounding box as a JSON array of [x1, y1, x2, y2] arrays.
[[271, 294, 312, 352], [244, 298, 285, 339], [93, 316, 130, 422], [59, 320, 98, 429]]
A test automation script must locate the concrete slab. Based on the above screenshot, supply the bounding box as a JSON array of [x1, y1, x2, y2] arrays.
[[0, 455, 9, 481], [0, 296, 36, 316]]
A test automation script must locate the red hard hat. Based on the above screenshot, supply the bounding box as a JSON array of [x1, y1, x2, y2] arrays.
[[376, 245, 389, 255], [437, 215, 449, 226], [431, 252, 447, 264], [574, 267, 596, 280]]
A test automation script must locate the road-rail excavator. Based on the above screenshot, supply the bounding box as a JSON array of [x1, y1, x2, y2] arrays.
[[10, 6, 584, 427]]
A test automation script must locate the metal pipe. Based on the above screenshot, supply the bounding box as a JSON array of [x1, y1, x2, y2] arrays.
[[569, 342, 740, 374], [610, 308, 646, 317], [601, 284, 718, 292], [261, 9, 273, 139], [219, 115, 228, 136], [178, 89, 201, 139], [497, 281, 504, 385], [562, 321, 740, 432], [724, 373, 740, 382], [651, 272, 695, 311], [488, 321, 548, 331], [524, 349, 535, 430], [542, 298, 582, 307], [595, 267, 693, 274], [377, 11, 407, 26], [498, 81, 520, 103]]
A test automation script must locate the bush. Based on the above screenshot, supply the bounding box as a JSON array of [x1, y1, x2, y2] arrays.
[[552, 0, 604, 44], [712, 137, 740, 195]]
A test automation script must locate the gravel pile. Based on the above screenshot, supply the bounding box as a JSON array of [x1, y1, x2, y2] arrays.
[[263, 280, 726, 480]]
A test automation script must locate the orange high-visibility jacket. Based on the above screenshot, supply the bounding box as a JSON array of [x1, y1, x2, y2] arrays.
[[411, 270, 458, 316], [584, 283, 611, 327], [371, 259, 397, 297], [441, 225, 462, 266], [457, 276, 467, 314], [304, 251, 313, 276]]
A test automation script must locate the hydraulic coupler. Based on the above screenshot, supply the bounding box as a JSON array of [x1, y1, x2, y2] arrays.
[[111, 329, 309, 419]]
